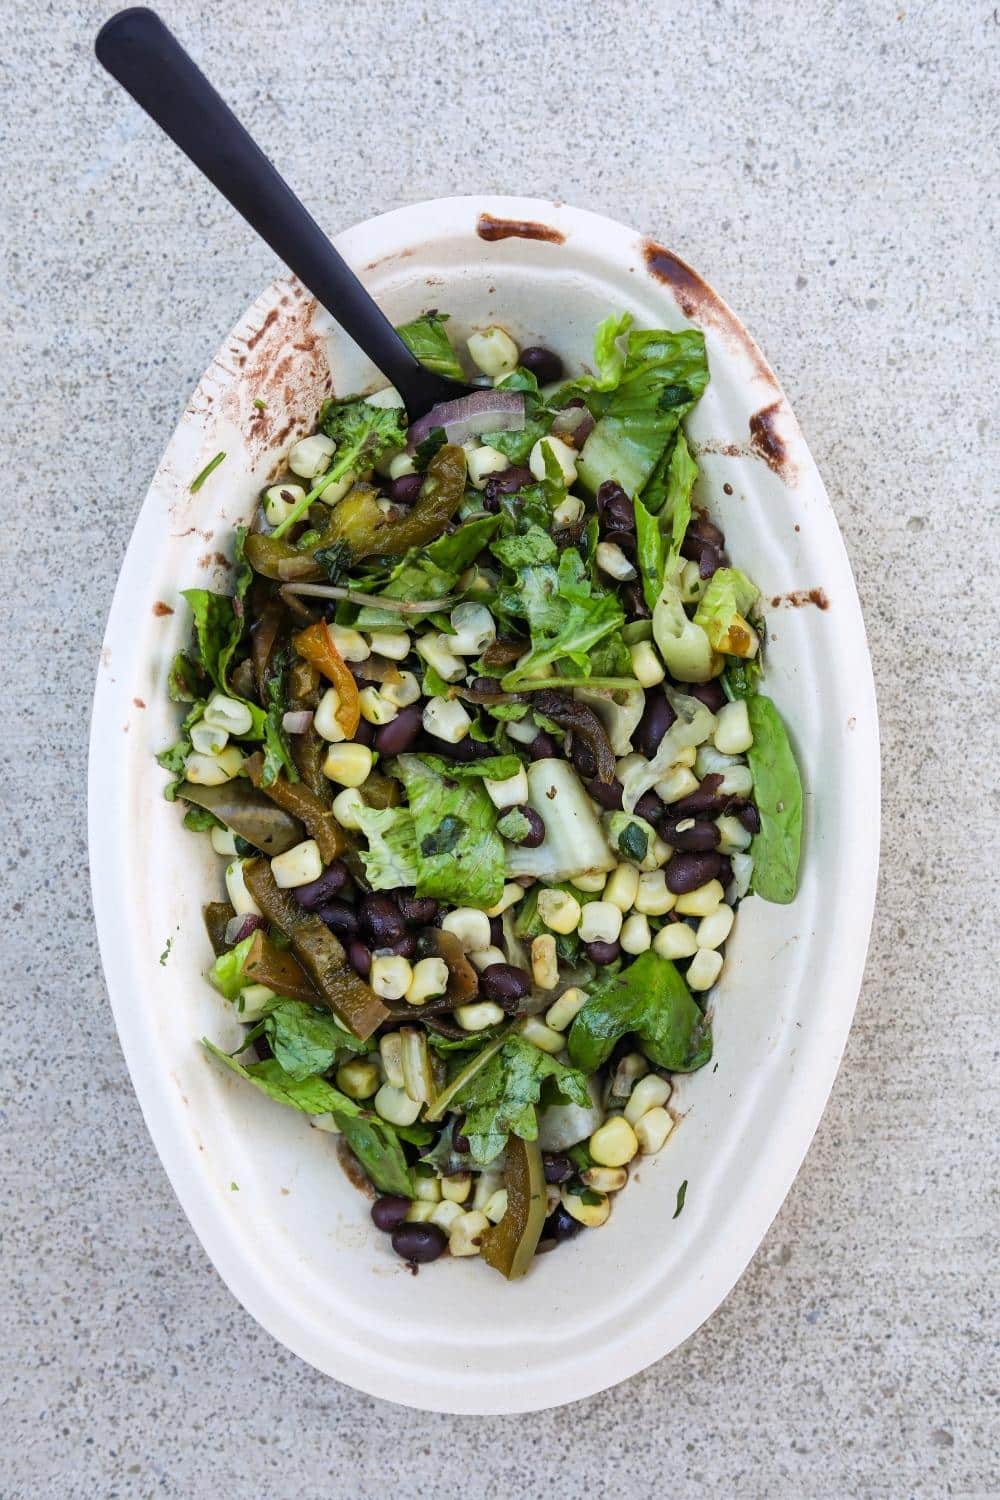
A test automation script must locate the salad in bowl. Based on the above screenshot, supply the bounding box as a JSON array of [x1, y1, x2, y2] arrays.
[[159, 308, 803, 1279]]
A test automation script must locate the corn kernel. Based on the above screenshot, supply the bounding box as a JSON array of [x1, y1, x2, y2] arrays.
[[184, 746, 243, 785], [469, 946, 507, 972], [629, 640, 665, 687], [270, 838, 323, 889], [537, 888, 582, 934], [388, 451, 416, 479], [288, 432, 335, 478], [225, 859, 262, 917], [578, 901, 623, 944], [405, 1201, 437, 1223], [335, 1059, 379, 1099], [589, 1115, 639, 1167], [358, 686, 398, 725], [422, 696, 472, 744], [634, 1105, 674, 1154], [561, 1185, 610, 1228], [656, 766, 699, 803], [328, 625, 369, 662], [441, 1173, 472, 1204], [373, 1082, 421, 1127], [674, 879, 724, 916], [713, 699, 754, 755], [652, 922, 698, 960], [429, 1200, 465, 1233], [441, 907, 491, 952], [472, 1171, 503, 1210], [715, 814, 753, 854], [673, 744, 698, 768], [484, 765, 529, 810], [382, 671, 420, 709], [624, 1074, 672, 1125], [262, 483, 306, 528], [449, 1208, 491, 1256], [687, 947, 724, 991], [449, 602, 497, 655], [570, 869, 608, 893], [412, 1174, 442, 1203], [210, 825, 237, 857], [604, 863, 640, 912], [467, 445, 510, 489], [415, 633, 465, 682], [331, 786, 365, 830], [370, 954, 413, 1000], [322, 742, 374, 787], [697, 903, 735, 950], [634, 870, 675, 916], [582, 1166, 627, 1192], [529, 434, 577, 486], [405, 956, 450, 1005], [367, 630, 410, 660], [531, 934, 559, 990], [595, 540, 637, 581], [455, 1001, 506, 1032], [467, 327, 519, 378], [314, 688, 347, 743], [609, 1052, 648, 1100], [486, 883, 526, 918], [203, 693, 254, 737], [483, 1189, 508, 1224], [552, 495, 585, 527], [519, 1016, 565, 1054], [620, 912, 652, 954], [545, 986, 588, 1032]]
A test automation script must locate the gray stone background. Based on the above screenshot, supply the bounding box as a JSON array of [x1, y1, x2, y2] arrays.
[[3, 0, 996, 1495]]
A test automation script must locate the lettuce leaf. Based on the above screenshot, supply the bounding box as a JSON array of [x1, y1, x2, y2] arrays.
[[355, 805, 420, 890], [203, 1041, 414, 1195], [693, 567, 760, 652], [395, 753, 506, 908], [207, 934, 256, 999], [634, 431, 701, 609], [567, 950, 712, 1074], [260, 999, 368, 1078], [451, 1034, 591, 1164], [576, 329, 709, 498], [396, 312, 463, 382], [353, 516, 500, 629], [498, 546, 625, 688]]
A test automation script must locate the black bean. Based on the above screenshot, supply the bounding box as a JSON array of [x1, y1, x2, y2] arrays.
[[520, 346, 564, 384], [352, 716, 375, 747], [371, 1195, 411, 1232], [543, 1153, 575, 1185], [254, 1034, 274, 1063], [586, 939, 621, 965], [687, 512, 726, 548], [600, 491, 636, 535], [389, 473, 423, 505], [717, 855, 734, 888], [634, 689, 676, 759], [597, 480, 629, 518], [688, 679, 727, 712], [489, 915, 504, 947], [470, 676, 502, 694], [452, 1126, 471, 1155], [479, 963, 531, 1007], [374, 704, 422, 756], [670, 774, 726, 818], [438, 734, 494, 762], [318, 900, 359, 939], [665, 851, 723, 894], [670, 819, 720, 852], [507, 805, 545, 848], [699, 544, 724, 579], [634, 789, 665, 824], [395, 892, 439, 926], [391, 1222, 447, 1264], [528, 730, 557, 761], [736, 802, 761, 835], [543, 1204, 583, 1243], [587, 777, 624, 810], [608, 529, 637, 563], [621, 582, 651, 620], [390, 932, 417, 959], [348, 940, 371, 977], [293, 860, 348, 911], [359, 893, 406, 946], [484, 465, 533, 505]]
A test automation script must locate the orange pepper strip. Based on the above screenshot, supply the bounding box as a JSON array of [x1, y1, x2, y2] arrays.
[[292, 622, 360, 738]]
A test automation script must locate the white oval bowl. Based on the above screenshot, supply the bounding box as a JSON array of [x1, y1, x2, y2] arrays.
[[89, 196, 879, 1415]]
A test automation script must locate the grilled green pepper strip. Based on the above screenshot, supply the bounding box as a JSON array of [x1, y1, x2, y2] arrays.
[[179, 780, 305, 854], [204, 901, 236, 956], [290, 726, 332, 802], [242, 858, 388, 1040], [242, 929, 320, 1002], [244, 752, 349, 864], [481, 1134, 547, 1281], [243, 446, 468, 580]]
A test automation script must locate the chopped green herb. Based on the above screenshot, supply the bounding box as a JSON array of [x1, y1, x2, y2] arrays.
[[673, 1180, 688, 1219], [190, 451, 226, 493]]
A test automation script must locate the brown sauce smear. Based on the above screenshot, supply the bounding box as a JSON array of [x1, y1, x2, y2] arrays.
[[477, 213, 565, 245]]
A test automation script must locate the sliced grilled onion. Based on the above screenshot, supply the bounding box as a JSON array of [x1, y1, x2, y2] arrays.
[[407, 390, 525, 452], [281, 710, 314, 734], [224, 913, 266, 946]]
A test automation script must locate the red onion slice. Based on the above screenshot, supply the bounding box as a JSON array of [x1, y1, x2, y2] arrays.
[[225, 913, 265, 946], [281, 710, 314, 735], [407, 390, 525, 451]]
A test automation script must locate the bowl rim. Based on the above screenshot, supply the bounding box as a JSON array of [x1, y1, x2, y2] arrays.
[[89, 194, 880, 1413]]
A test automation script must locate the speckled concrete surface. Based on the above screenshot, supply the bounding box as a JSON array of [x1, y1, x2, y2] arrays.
[[3, 1, 997, 1495]]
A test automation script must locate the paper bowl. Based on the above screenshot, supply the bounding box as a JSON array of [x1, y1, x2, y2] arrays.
[[89, 196, 879, 1414]]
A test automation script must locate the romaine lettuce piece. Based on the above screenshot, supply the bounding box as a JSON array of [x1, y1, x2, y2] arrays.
[[693, 567, 760, 657], [567, 951, 712, 1074], [355, 805, 419, 891], [395, 754, 506, 909]]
